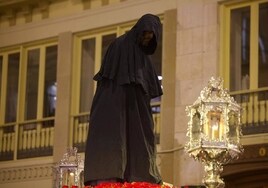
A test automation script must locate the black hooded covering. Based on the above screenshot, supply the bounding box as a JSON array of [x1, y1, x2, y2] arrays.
[[84, 14, 163, 186], [94, 13, 162, 98]]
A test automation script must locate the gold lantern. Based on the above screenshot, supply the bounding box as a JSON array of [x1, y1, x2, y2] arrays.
[[185, 77, 243, 188]]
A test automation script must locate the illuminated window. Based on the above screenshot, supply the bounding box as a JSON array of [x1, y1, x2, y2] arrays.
[[230, 6, 250, 91], [24, 45, 58, 120], [221, 1, 268, 91], [0, 43, 57, 125]]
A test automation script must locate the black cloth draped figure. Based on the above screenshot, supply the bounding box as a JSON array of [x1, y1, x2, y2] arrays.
[[84, 14, 163, 186]]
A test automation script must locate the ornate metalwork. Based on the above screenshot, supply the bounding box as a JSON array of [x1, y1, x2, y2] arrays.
[[185, 77, 243, 188], [54, 147, 84, 188]]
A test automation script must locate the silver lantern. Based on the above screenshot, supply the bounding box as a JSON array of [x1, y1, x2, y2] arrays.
[[185, 77, 243, 188]]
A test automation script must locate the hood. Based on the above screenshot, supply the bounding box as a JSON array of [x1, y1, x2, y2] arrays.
[[128, 14, 161, 55]]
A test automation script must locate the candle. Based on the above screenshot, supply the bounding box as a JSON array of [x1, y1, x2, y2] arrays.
[[210, 112, 220, 140], [211, 121, 219, 140]]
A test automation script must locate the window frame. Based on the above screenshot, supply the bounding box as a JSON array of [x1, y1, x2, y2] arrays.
[[219, 0, 268, 91], [0, 49, 20, 125], [0, 40, 58, 126]]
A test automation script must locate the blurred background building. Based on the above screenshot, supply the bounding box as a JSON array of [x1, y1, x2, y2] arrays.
[[0, 0, 267, 187]]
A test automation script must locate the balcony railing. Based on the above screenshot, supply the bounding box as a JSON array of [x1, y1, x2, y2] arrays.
[[1, 89, 268, 161], [230, 88, 268, 135], [0, 118, 54, 161], [70, 88, 268, 152], [71, 113, 89, 153], [0, 124, 15, 161], [71, 102, 162, 153]]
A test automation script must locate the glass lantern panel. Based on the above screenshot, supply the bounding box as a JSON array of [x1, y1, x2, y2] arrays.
[[54, 147, 84, 188], [228, 111, 238, 144], [206, 111, 224, 140], [192, 112, 201, 140], [61, 169, 77, 187]]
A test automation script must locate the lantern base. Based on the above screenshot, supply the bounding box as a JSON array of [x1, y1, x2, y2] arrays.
[[203, 161, 225, 188]]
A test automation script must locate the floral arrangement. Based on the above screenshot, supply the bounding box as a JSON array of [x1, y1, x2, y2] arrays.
[[83, 182, 174, 188]]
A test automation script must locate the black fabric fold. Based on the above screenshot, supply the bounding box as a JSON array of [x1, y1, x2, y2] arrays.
[[93, 14, 162, 98], [84, 14, 163, 186]]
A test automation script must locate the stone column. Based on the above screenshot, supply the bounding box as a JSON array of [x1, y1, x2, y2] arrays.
[[53, 31, 73, 162], [160, 9, 177, 184]]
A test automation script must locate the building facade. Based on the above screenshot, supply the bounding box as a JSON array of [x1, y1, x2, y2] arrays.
[[0, 0, 268, 187]]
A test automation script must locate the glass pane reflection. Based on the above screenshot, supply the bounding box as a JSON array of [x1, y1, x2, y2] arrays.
[[5, 53, 20, 123], [230, 7, 250, 92], [101, 34, 116, 59], [0, 56, 2, 105], [192, 112, 201, 140], [44, 45, 58, 117], [25, 49, 40, 120], [258, 3, 268, 88]]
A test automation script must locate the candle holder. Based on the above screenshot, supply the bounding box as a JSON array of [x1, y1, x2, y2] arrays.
[[185, 77, 243, 188]]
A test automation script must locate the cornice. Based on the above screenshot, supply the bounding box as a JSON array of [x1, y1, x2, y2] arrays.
[[0, 0, 51, 8], [0, 0, 172, 47]]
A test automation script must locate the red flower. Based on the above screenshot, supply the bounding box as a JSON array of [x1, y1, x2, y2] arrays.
[[85, 182, 174, 188]]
